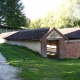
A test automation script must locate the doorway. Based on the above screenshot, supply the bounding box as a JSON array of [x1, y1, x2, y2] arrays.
[[47, 40, 59, 59]]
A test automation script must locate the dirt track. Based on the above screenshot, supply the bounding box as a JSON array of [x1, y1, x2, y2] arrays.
[[0, 53, 22, 80]]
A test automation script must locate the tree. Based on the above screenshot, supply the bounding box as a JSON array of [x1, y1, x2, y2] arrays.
[[40, 0, 80, 28], [29, 0, 80, 29], [0, 0, 27, 28], [30, 18, 41, 29], [0, 0, 6, 25], [41, 11, 54, 28], [26, 18, 31, 28]]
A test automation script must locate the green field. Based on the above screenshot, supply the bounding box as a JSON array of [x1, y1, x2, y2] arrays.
[[0, 43, 80, 80]]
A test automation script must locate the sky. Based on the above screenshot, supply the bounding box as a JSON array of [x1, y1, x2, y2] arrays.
[[21, 0, 64, 21]]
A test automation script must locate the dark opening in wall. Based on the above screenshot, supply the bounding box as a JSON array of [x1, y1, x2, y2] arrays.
[[47, 40, 59, 59]]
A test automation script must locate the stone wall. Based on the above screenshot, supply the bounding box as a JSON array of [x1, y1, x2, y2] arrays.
[[0, 38, 7, 43], [7, 40, 41, 54]]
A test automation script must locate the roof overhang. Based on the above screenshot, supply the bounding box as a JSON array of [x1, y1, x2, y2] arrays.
[[40, 27, 68, 41]]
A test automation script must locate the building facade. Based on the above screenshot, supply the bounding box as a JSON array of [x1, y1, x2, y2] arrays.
[[0, 28, 80, 59]]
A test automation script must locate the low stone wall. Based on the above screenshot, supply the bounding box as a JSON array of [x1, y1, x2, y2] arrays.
[[66, 40, 80, 58], [0, 38, 7, 43], [7, 40, 41, 54]]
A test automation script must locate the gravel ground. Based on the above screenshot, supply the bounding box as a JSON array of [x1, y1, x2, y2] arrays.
[[0, 53, 22, 80]]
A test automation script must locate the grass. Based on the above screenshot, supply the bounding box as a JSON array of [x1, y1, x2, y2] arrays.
[[0, 43, 80, 80]]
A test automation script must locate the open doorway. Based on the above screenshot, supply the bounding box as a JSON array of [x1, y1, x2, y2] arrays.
[[47, 40, 59, 59]]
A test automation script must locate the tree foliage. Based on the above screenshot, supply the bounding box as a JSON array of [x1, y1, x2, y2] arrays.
[[30, 18, 41, 29], [30, 0, 80, 29], [0, 0, 27, 28], [41, 0, 80, 28], [26, 18, 31, 28]]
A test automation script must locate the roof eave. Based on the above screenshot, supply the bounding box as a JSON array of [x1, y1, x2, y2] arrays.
[[40, 27, 68, 42]]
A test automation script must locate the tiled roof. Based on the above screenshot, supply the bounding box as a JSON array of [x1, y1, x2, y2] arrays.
[[3, 28, 66, 41], [59, 28, 80, 39], [4, 28, 49, 41], [0, 31, 17, 38], [1, 28, 80, 41]]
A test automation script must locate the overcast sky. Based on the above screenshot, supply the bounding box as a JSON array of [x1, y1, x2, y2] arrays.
[[21, 0, 64, 21]]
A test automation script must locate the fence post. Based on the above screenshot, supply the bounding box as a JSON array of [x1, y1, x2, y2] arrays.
[[6, 28, 7, 32]]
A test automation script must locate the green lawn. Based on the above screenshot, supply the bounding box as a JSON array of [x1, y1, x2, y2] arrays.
[[0, 43, 80, 80]]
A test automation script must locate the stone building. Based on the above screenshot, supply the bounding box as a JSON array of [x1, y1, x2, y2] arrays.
[[0, 27, 80, 59]]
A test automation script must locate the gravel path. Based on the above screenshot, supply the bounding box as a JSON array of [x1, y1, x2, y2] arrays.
[[0, 53, 22, 80]]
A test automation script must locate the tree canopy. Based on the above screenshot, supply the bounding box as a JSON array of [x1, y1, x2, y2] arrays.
[[30, 18, 41, 29], [30, 0, 80, 29], [0, 0, 27, 29]]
